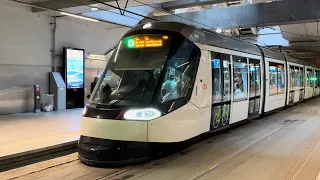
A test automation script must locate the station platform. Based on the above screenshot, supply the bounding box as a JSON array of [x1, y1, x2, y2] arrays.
[[2, 98, 320, 180], [0, 109, 82, 165]]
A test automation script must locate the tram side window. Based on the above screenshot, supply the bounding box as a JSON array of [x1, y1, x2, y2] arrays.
[[233, 56, 248, 101], [269, 62, 285, 95]]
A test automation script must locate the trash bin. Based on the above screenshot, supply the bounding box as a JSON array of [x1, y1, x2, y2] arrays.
[[41, 94, 54, 112]]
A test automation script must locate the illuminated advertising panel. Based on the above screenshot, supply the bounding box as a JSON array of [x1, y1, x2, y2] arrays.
[[65, 49, 84, 89]]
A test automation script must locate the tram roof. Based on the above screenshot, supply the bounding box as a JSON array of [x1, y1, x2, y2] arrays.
[[285, 55, 305, 65], [261, 48, 286, 61], [129, 22, 262, 56], [129, 22, 316, 66]]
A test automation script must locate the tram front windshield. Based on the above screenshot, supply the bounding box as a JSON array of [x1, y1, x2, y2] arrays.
[[89, 34, 199, 108]]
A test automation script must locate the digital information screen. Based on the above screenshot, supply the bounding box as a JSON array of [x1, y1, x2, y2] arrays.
[[123, 34, 169, 49], [66, 49, 84, 89]]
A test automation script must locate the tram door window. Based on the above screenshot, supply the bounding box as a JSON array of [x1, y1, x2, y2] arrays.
[[299, 67, 304, 101], [315, 70, 319, 95], [289, 65, 295, 104], [318, 71, 320, 88], [222, 54, 231, 127], [295, 67, 301, 89], [306, 69, 312, 88], [210, 52, 231, 130], [233, 56, 248, 102], [314, 70, 319, 88], [316, 71, 318, 88], [248, 59, 261, 117], [269, 62, 285, 96], [318, 70, 320, 95]]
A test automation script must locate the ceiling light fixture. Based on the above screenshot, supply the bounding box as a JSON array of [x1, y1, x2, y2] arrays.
[[143, 23, 152, 29], [60, 12, 99, 22], [216, 28, 223, 33], [91, 4, 98, 11], [87, 54, 107, 61]]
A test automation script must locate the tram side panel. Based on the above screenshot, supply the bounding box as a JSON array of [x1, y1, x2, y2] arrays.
[[147, 49, 212, 143]]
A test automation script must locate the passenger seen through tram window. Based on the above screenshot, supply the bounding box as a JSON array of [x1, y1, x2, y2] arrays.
[[233, 56, 248, 101], [161, 74, 178, 101]]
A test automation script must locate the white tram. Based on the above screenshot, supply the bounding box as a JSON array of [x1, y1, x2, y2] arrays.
[[79, 22, 320, 166]]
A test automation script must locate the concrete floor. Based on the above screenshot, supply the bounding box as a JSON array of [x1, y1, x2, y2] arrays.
[[2, 98, 320, 180], [0, 109, 82, 158]]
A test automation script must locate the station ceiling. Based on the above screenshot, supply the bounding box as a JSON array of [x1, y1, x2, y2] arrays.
[[17, 0, 320, 63]]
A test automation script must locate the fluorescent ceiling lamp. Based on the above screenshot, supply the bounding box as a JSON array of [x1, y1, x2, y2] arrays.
[[60, 12, 99, 22], [216, 28, 223, 33], [87, 54, 106, 60], [91, 4, 98, 11], [91, 7, 98, 11], [143, 23, 152, 29]]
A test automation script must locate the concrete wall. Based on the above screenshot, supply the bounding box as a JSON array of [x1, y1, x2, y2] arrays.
[[0, 1, 129, 114]]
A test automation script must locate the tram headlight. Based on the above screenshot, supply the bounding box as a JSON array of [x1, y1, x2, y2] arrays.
[[124, 108, 161, 121]]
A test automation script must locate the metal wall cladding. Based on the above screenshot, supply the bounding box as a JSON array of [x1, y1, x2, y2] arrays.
[[0, 64, 50, 115]]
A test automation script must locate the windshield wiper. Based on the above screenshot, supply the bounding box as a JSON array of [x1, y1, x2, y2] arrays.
[[106, 80, 147, 109]]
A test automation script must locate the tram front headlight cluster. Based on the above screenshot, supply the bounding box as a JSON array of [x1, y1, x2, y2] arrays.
[[124, 108, 161, 121]]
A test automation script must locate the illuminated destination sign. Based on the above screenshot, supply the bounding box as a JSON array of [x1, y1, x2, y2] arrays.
[[124, 35, 169, 48]]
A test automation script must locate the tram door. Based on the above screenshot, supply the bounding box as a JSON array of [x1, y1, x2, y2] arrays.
[[230, 56, 249, 124], [210, 52, 231, 131], [248, 59, 261, 118]]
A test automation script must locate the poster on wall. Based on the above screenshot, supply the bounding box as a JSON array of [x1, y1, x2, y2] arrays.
[[65, 48, 84, 89]]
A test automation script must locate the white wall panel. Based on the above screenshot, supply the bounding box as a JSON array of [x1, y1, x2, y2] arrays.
[[0, 1, 129, 114], [0, 1, 51, 66]]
